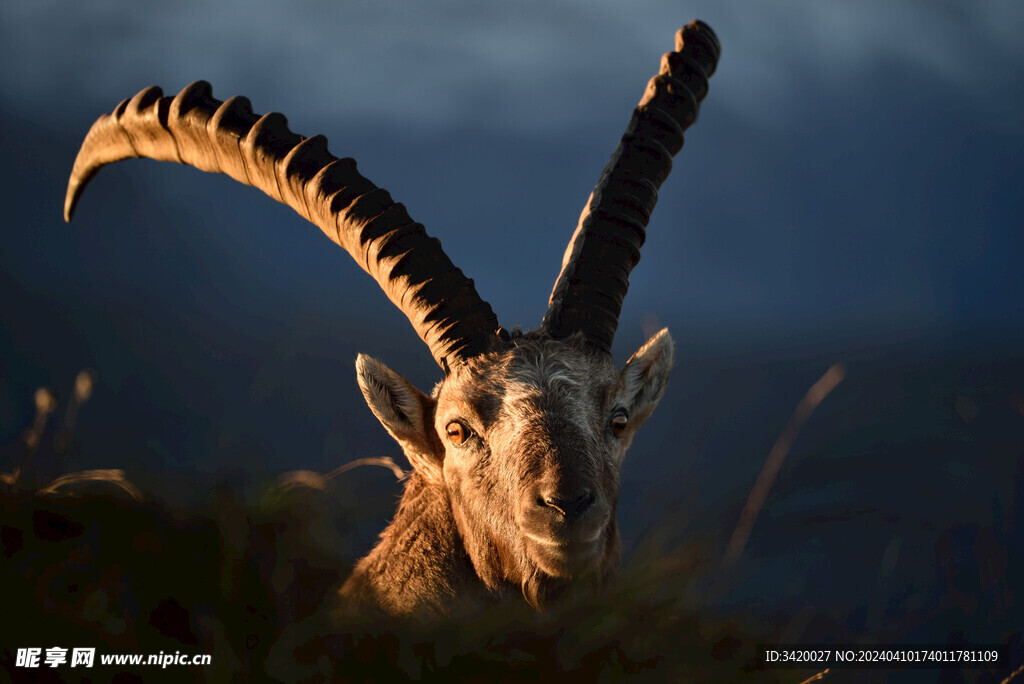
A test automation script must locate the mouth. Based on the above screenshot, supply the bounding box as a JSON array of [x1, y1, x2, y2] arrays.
[[524, 528, 606, 578], [524, 528, 605, 547]]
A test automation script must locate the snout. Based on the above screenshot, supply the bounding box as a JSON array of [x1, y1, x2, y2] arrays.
[[538, 489, 596, 520], [519, 481, 611, 577]]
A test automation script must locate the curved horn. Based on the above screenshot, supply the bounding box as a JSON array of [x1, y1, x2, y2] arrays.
[[64, 81, 502, 372], [543, 20, 720, 352]]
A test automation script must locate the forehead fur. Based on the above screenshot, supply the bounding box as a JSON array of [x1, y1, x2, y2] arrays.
[[437, 330, 619, 427]]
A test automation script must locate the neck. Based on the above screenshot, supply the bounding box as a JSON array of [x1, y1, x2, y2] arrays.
[[337, 472, 622, 620], [336, 471, 486, 620]]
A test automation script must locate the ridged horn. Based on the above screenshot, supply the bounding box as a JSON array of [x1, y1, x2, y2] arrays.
[[543, 20, 720, 352], [64, 81, 502, 372]]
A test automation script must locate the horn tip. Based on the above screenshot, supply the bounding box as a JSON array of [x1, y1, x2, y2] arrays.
[[63, 185, 80, 223]]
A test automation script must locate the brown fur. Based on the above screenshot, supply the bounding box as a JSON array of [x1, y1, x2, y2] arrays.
[[337, 329, 673, 620]]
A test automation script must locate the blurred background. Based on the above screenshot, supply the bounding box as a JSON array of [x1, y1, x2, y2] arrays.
[[2, 0, 1022, 662]]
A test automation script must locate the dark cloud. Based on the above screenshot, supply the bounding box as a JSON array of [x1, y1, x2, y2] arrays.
[[5, 2, 1021, 132]]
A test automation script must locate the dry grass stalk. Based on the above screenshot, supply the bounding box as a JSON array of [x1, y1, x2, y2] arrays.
[[3, 387, 59, 486], [271, 457, 408, 498], [723, 363, 846, 569], [38, 468, 143, 501], [1001, 663, 1024, 684], [56, 369, 96, 460], [25, 387, 57, 451], [325, 456, 407, 481]]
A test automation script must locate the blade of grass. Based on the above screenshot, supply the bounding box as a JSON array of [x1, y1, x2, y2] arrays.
[[38, 468, 143, 501], [723, 363, 846, 569], [325, 456, 407, 481], [1001, 664, 1024, 684]]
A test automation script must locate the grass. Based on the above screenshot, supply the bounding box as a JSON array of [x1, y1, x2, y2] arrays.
[[1, 366, 1022, 682], [0, 485, 779, 681]]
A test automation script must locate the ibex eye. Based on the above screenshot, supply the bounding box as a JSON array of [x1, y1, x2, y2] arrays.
[[445, 421, 471, 446], [610, 409, 629, 436]]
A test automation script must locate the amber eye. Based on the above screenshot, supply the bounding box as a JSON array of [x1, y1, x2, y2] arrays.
[[610, 409, 629, 436], [445, 421, 471, 447]]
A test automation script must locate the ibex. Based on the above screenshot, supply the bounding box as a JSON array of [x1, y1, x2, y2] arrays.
[[64, 21, 719, 619]]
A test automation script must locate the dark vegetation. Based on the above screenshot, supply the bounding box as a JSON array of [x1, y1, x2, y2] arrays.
[[2, 349, 1023, 682]]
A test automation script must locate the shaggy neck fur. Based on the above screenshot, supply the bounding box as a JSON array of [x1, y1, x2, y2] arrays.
[[338, 470, 621, 618], [336, 472, 485, 620]]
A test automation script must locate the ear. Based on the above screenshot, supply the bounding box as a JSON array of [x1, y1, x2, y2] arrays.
[[620, 328, 674, 428], [355, 354, 443, 482]]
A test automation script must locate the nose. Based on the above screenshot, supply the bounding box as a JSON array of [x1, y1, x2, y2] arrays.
[[537, 489, 595, 520]]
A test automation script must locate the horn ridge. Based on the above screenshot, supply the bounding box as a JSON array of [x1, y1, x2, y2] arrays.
[[543, 20, 720, 352], [64, 80, 501, 371]]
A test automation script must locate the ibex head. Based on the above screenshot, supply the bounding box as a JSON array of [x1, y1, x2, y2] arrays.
[[65, 21, 718, 612], [358, 327, 673, 600]]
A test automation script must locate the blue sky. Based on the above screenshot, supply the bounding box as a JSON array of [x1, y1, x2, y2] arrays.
[[4, 1, 1019, 342], [0, 0, 1020, 453], [2, 0, 1021, 442], [4, 0, 1021, 351]]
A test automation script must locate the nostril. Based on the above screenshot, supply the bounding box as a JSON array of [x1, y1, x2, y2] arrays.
[[542, 496, 567, 516], [539, 490, 594, 518], [571, 491, 595, 516]]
